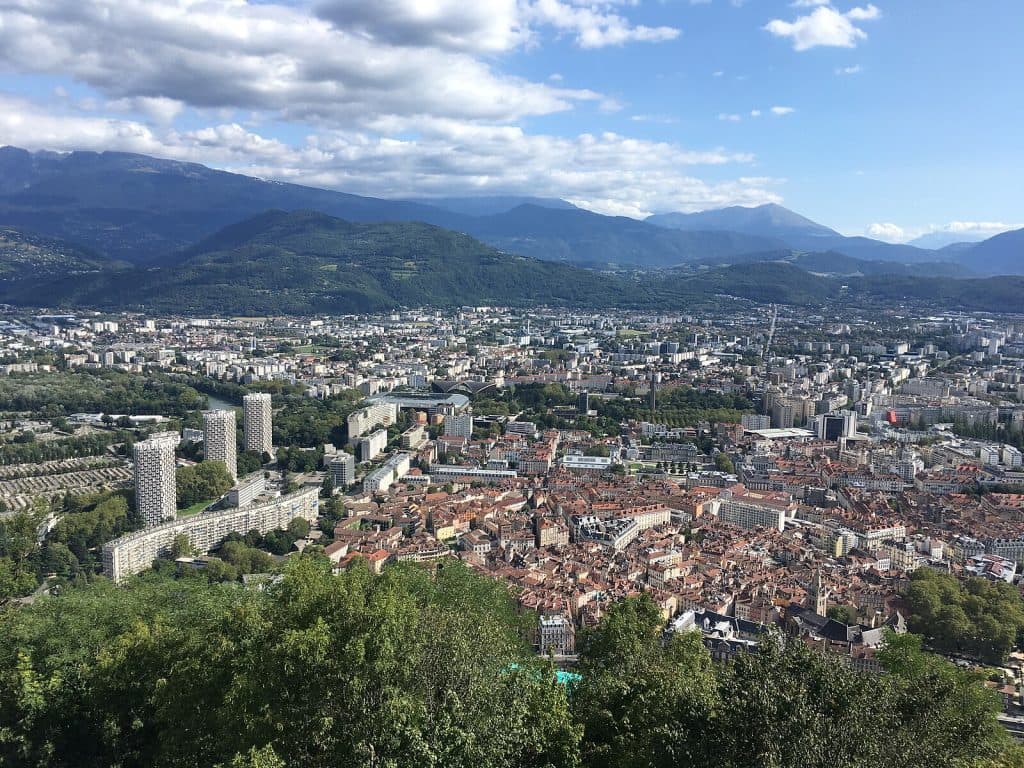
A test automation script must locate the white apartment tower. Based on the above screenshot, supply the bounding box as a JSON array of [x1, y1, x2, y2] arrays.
[[444, 411, 474, 439], [204, 409, 237, 480], [243, 393, 273, 456], [134, 431, 179, 527]]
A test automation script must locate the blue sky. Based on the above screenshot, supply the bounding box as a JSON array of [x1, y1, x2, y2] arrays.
[[0, 0, 1020, 242]]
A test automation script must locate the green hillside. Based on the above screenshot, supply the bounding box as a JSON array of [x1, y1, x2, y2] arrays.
[[0, 211, 629, 314], [0, 227, 116, 279]]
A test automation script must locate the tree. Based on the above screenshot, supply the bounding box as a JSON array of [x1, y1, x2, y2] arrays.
[[826, 604, 859, 625], [714, 452, 735, 474], [176, 462, 233, 509], [170, 533, 193, 559], [286, 517, 310, 541], [574, 594, 717, 768], [320, 475, 334, 499], [903, 568, 1024, 663]]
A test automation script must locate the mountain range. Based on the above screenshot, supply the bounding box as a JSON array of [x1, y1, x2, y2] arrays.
[[1, 145, 1019, 277], [0, 209, 1021, 315], [0, 145, 1020, 313]]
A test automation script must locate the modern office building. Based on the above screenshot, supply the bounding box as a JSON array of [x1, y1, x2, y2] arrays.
[[133, 431, 179, 528], [204, 409, 237, 480], [102, 486, 319, 583], [329, 452, 356, 488], [243, 393, 273, 456]]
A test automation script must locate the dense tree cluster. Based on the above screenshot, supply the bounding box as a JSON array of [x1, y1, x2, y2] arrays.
[[175, 461, 233, 509], [0, 370, 205, 417], [904, 568, 1024, 664], [0, 491, 141, 599], [0, 559, 575, 767], [573, 595, 1012, 768], [0, 431, 124, 466], [593, 385, 752, 427], [0, 561, 1017, 768]]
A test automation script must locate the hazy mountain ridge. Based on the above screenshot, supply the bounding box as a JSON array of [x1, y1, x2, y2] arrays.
[[0, 146, 1020, 279], [0, 210, 1019, 315]]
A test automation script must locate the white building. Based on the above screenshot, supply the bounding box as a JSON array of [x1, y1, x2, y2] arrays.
[[362, 452, 414, 495], [741, 414, 771, 430], [133, 431, 179, 528], [226, 473, 266, 508], [243, 393, 273, 456], [329, 452, 356, 488], [444, 411, 474, 439], [204, 409, 237, 480], [358, 428, 388, 462], [103, 486, 319, 583], [347, 402, 398, 440], [716, 488, 791, 533]]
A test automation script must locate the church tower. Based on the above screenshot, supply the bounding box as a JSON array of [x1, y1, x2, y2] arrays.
[[810, 569, 829, 616]]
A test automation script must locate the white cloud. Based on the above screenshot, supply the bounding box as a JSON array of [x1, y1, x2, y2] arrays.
[[712, 70, 725, 77], [866, 220, 1018, 244], [847, 4, 881, 21], [938, 221, 1018, 237], [765, 5, 881, 51], [526, 0, 679, 48], [836, 64, 862, 75], [0, 93, 781, 219], [770, 106, 795, 115], [750, 109, 762, 117], [791, 0, 830, 6], [315, 0, 680, 52], [718, 113, 742, 122], [0, 0, 602, 126], [630, 114, 679, 124], [867, 222, 905, 242]]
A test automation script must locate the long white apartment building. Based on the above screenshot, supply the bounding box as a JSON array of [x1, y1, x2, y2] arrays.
[[134, 431, 179, 528], [715, 485, 794, 533], [204, 409, 237, 480], [243, 393, 273, 456], [362, 453, 413, 495], [347, 401, 398, 440], [358, 428, 389, 462], [102, 486, 319, 583]]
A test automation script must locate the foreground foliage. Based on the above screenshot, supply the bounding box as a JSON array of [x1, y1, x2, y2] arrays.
[[904, 567, 1024, 664], [0, 563, 1015, 768]]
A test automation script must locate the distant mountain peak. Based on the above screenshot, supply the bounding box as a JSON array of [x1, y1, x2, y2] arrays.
[[646, 203, 837, 238]]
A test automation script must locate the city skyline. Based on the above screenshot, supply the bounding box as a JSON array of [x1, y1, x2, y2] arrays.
[[0, 0, 1019, 241]]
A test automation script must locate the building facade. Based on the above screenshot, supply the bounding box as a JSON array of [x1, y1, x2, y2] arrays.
[[204, 409, 237, 480], [243, 393, 273, 456], [133, 431, 179, 528], [103, 486, 319, 583]]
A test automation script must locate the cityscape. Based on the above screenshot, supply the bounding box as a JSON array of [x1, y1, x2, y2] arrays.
[[0, 0, 1022, 766]]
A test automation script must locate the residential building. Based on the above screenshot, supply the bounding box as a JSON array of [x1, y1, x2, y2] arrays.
[[242, 392, 273, 456], [103, 486, 319, 583], [329, 452, 356, 488], [358, 428, 388, 462], [133, 431, 179, 528], [204, 409, 237, 480]]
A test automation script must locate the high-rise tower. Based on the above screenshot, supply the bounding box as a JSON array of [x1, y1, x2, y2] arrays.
[[243, 392, 273, 457], [204, 409, 237, 480], [133, 431, 178, 527]]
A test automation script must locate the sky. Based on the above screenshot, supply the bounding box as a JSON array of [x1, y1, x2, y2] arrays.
[[0, 0, 1020, 242]]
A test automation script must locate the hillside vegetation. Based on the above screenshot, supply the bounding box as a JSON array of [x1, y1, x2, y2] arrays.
[[0, 557, 1015, 768]]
